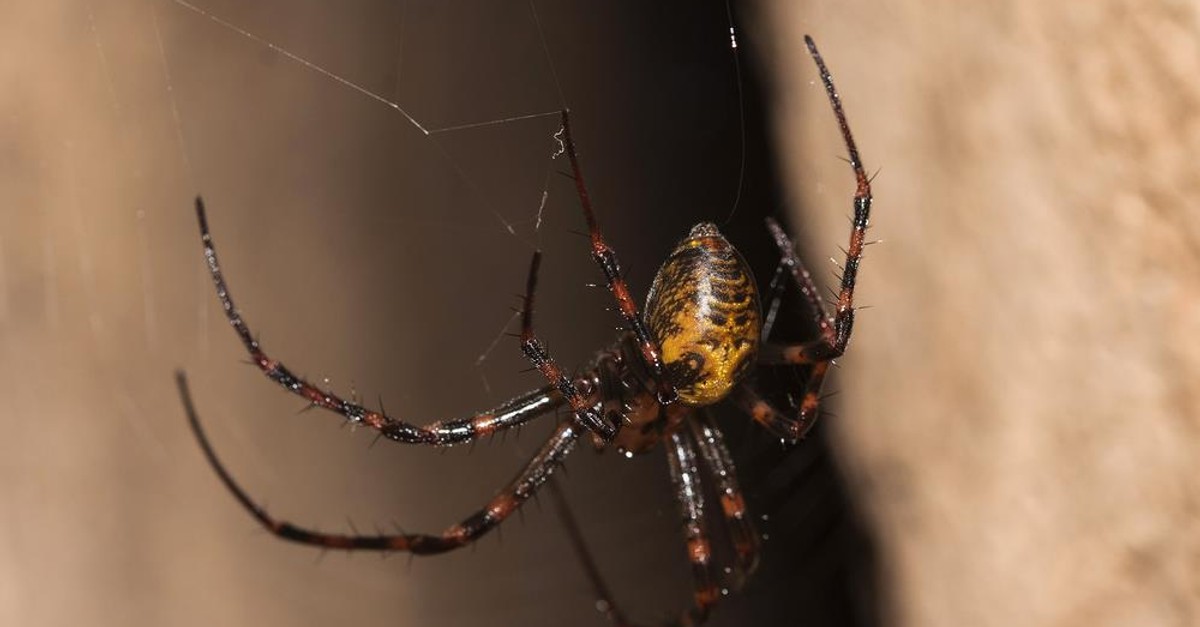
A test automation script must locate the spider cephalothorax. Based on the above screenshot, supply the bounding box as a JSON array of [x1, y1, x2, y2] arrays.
[[179, 35, 871, 627]]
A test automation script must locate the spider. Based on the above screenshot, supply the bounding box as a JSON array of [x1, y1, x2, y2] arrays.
[[177, 35, 871, 627]]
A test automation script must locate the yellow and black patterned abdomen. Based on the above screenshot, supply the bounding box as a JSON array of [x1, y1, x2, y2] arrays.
[[645, 223, 761, 406]]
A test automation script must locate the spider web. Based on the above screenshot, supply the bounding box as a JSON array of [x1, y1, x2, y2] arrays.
[[151, 0, 582, 402]]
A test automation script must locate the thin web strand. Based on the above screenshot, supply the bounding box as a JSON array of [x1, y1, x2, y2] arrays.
[[474, 309, 522, 396], [718, 0, 747, 226], [151, 1, 194, 182], [0, 236, 8, 324], [528, 0, 568, 110], [426, 110, 561, 135], [152, 2, 207, 353], [167, 0, 430, 135], [391, 0, 408, 103], [163, 0, 564, 245], [135, 209, 159, 351], [86, 1, 121, 115]]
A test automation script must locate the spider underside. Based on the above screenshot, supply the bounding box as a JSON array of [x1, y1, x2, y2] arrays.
[[178, 35, 872, 627]]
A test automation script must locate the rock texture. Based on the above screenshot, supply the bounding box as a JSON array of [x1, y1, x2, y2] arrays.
[[757, 2, 1200, 625]]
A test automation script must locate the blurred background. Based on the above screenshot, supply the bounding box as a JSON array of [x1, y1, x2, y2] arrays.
[[0, 1, 1196, 626]]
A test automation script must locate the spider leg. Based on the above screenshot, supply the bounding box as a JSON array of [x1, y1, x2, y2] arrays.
[[557, 110, 677, 406], [758, 337, 837, 366], [744, 38, 868, 443], [664, 430, 724, 625], [764, 217, 832, 344], [730, 367, 829, 443], [759, 257, 790, 341], [519, 250, 616, 442], [194, 198, 565, 446], [760, 36, 872, 365], [551, 429, 728, 627], [689, 412, 760, 582], [177, 371, 580, 555]]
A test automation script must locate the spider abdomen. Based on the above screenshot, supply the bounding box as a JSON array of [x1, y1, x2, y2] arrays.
[[645, 223, 761, 407]]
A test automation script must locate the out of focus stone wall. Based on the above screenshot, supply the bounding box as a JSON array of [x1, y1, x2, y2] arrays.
[[757, 2, 1200, 625]]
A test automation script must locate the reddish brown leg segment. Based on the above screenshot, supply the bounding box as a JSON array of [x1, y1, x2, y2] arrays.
[[749, 37, 871, 443], [689, 413, 760, 581], [806, 35, 872, 357], [558, 110, 677, 406], [665, 431, 723, 626], [731, 364, 829, 444], [760, 37, 872, 365], [178, 371, 580, 555], [551, 428, 738, 627], [763, 217, 835, 345]]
